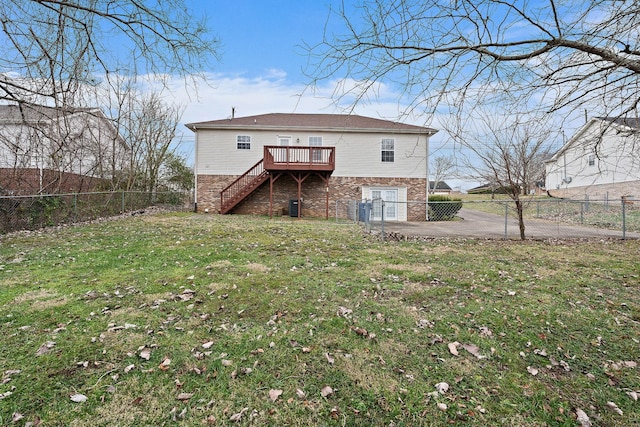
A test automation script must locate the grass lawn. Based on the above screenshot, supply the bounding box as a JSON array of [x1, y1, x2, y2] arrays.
[[1, 213, 639, 426]]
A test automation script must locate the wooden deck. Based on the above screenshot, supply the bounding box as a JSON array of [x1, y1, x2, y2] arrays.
[[263, 146, 335, 171]]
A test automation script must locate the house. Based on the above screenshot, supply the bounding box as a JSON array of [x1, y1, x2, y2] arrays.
[[0, 103, 127, 194], [545, 117, 640, 200], [429, 180, 452, 195], [186, 113, 437, 221]]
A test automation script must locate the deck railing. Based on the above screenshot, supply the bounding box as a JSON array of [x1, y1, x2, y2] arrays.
[[263, 146, 335, 171], [219, 159, 267, 214]]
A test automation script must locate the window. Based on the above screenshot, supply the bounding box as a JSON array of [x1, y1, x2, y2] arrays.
[[236, 135, 251, 150], [588, 154, 595, 166], [309, 136, 323, 162], [381, 138, 395, 162]]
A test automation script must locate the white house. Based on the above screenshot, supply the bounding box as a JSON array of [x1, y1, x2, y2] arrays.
[[186, 113, 437, 220], [0, 103, 126, 194], [545, 117, 640, 200]]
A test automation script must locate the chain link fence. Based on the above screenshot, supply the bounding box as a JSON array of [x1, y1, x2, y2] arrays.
[[336, 198, 640, 240], [0, 191, 192, 234]]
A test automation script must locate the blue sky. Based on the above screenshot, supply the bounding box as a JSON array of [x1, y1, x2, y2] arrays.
[[169, 1, 471, 183], [204, 1, 338, 82]]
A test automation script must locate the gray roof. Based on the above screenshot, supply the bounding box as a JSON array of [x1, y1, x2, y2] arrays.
[[186, 113, 437, 134], [429, 181, 452, 190], [599, 116, 640, 130]]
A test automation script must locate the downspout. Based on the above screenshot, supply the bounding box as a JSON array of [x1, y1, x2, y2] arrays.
[[425, 132, 430, 221], [193, 126, 198, 212]]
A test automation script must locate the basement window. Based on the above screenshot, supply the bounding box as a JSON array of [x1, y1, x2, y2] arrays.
[[588, 154, 595, 166], [236, 135, 251, 150]]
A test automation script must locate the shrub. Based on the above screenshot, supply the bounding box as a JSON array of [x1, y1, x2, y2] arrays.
[[428, 195, 463, 221]]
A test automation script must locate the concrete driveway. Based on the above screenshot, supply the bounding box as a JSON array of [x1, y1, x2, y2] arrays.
[[379, 208, 637, 240]]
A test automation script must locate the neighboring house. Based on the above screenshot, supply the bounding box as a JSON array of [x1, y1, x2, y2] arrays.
[[0, 103, 127, 194], [186, 113, 437, 221], [429, 181, 452, 195], [545, 117, 640, 200]]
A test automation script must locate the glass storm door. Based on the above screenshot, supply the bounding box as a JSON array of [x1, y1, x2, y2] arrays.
[[371, 189, 397, 220]]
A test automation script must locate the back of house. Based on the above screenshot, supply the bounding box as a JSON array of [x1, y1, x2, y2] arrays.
[[186, 113, 437, 221]]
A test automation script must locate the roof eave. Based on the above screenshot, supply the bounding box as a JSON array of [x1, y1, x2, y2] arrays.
[[185, 122, 437, 135]]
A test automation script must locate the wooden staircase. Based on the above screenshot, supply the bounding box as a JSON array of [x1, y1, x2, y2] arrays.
[[219, 159, 268, 214], [219, 146, 336, 215]]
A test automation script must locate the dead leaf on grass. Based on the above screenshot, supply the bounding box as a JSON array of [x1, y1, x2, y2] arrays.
[[527, 366, 539, 376], [139, 348, 151, 360], [461, 343, 486, 359], [320, 385, 333, 397], [435, 382, 449, 394], [606, 401, 623, 415], [70, 393, 88, 403], [177, 392, 193, 401], [575, 408, 591, 427], [336, 306, 353, 318], [607, 361, 637, 370], [229, 407, 248, 422], [268, 389, 283, 402], [325, 353, 335, 365], [448, 342, 459, 356], [478, 326, 493, 337], [159, 358, 171, 371], [351, 326, 368, 338], [36, 341, 55, 356]]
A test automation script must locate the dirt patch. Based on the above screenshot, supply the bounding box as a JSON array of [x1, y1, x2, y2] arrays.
[[14, 289, 68, 310]]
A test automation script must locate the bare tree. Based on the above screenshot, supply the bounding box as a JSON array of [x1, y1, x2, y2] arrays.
[[112, 89, 183, 194], [0, 1, 214, 195], [309, 0, 640, 123], [0, 1, 217, 107], [430, 155, 456, 194], [447, 110, 554, 239]]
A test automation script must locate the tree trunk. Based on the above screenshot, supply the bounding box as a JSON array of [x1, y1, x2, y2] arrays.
[[515, 198, 526, 240]]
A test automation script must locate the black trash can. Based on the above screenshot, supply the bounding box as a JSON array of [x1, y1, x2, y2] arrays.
[[289, 199, 299, 217], [358, 202, 372, 221]]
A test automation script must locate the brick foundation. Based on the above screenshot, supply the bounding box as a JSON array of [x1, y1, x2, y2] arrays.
[[196, 174, 428, 220]]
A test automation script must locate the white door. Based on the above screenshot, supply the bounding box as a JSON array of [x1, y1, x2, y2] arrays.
[[279, 136, 291, 146], [371, 189, 398, 220], [309, 136, 323, 162]]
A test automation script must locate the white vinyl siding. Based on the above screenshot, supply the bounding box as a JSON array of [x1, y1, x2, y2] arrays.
[[196, 129, 428, 178], [545, 119, 640, 190]]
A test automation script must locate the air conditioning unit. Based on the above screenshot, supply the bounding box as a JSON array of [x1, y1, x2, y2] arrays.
[[562, 177, 572, 184]]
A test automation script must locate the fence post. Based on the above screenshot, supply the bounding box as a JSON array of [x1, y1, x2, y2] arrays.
[[622, 197, 626, 240], [381, 200, 385, 241], [121, 190, 125, 213], [73, 193, 78, 223], [504, 203, 508, 239], [580, 201, 584, 224]]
